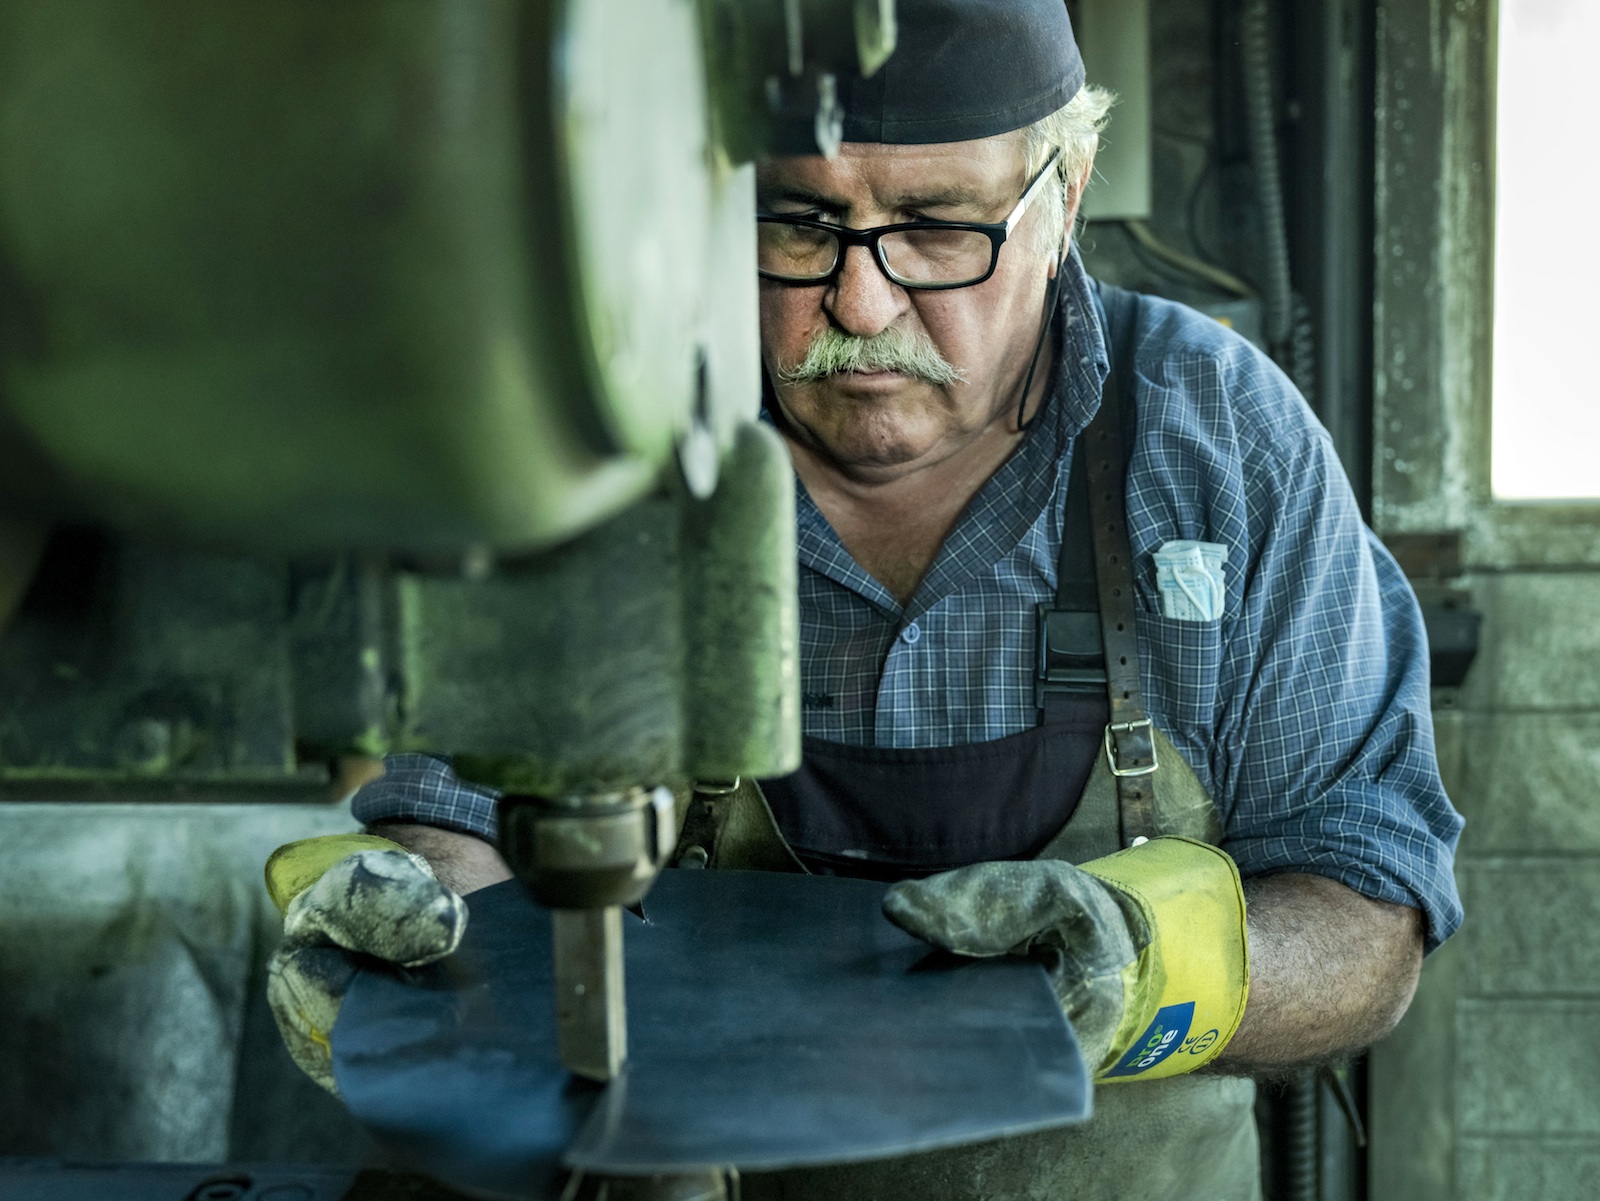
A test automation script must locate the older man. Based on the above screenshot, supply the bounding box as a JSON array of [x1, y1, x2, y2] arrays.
[[265, 2, 1463, 1197]]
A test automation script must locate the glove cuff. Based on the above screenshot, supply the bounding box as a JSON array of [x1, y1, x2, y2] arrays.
[[1082, 837, 1250, 1081], [265, 833, 410, 915]]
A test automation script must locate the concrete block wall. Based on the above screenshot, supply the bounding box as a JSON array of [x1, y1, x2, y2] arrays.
[[1372, 573, 1600, 1199]]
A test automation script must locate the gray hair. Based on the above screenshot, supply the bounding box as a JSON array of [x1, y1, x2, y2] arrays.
[[1017, 83, 1116, 255]]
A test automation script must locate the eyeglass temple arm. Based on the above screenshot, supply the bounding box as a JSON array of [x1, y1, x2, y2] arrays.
[[1004, 148, 1064, 234]]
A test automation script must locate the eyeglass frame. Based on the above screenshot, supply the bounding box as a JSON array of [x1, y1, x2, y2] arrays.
[[756, 148, 1064, 292]]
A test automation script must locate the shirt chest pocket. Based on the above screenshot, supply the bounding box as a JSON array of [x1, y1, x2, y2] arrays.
[[1136, 611, 1225, 736]]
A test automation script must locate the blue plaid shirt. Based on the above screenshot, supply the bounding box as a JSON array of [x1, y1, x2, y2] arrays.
[[354, 255, 1464, 951]]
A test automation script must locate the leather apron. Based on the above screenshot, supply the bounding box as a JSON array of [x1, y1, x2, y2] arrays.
[[674, 285, 1260, 1200]]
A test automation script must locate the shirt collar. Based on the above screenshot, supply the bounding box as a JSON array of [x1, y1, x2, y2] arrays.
[[1053, 246, 1112, 439]]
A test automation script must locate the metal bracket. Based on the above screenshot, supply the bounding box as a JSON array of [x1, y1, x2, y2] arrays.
[[1034, 605, 1108, 709]]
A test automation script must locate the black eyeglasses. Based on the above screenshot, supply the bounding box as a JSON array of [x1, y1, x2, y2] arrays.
[[757, 149, 1062, 291]]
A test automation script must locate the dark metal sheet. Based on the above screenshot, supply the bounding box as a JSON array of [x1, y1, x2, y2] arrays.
[[333, 871, 1089, 1196], [0, 1162, 359, 1201]]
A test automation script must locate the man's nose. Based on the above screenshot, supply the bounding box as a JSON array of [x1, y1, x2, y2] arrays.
[[824, 243, 907, 338]]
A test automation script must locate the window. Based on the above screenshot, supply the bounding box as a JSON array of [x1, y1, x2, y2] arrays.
[[1490, 0, 1600, 501]]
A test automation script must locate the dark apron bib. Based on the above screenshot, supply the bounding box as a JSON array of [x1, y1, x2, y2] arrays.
[[762, 696, 1107, 879]]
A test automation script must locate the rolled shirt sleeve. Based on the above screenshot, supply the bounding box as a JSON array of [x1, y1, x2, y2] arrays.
[[1215, 445, 1461, 951], [350, 752, 501, 842], [1129, 309, 1463, 952]]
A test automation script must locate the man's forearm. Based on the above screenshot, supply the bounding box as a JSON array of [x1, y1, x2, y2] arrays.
[[367, 822, 513, 896], [1219, 872, 1423, 1071]]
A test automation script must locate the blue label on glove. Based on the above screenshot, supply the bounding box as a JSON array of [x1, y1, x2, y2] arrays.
[[1103, 1002, 1196, 1078]]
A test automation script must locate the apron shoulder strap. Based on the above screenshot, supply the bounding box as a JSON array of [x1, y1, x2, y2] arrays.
[[1034, 281, 1159, 846], [1086, 282, 1161, 846], [1034, 288, 1137, 714]]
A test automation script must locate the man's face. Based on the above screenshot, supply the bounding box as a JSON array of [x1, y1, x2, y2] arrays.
[[757, 135, 1063, 479]]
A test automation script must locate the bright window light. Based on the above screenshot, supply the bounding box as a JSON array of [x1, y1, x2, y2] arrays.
[[1491, 0, 1600, 501]]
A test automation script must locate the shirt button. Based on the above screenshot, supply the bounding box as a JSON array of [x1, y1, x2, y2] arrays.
[[900, 622, 922, 646]]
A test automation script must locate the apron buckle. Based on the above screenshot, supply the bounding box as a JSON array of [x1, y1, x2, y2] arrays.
[[1104, 720, 1159, 778]]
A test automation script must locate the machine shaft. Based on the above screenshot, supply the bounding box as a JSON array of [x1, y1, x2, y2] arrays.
[[553, 905, 628, 1082]]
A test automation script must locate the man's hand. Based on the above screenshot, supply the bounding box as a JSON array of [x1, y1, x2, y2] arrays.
[[889, 847, 1427, 1079], [885, 859, 1148, 1073], [265, 837, 468, 1094], [885, 838, 1250, 1080]]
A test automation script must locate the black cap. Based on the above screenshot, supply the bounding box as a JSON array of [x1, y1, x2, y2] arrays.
[[768, 0, 1084, 153]]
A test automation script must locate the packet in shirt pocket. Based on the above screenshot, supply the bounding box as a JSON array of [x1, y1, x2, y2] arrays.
[[1154, 540, 1228, 622]]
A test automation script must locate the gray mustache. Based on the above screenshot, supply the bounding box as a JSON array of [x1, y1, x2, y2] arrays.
[[776, 325, 967, 387]]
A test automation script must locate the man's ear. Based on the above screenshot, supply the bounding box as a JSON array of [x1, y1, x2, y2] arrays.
[[1059, 163, 1095, 262]]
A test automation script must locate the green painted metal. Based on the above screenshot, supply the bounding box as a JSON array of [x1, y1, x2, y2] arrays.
[[0, 424, 800, 795], [0, 0, 724, 553], [0, 0, 829, 792], [407, 422, 800, 794], [682, 422, 800, 783], [0, 540, 308, 788]]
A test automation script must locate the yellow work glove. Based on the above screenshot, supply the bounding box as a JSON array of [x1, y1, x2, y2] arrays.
[[883, 837, 1249, 1079], [264, 834, 468, 1095]]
